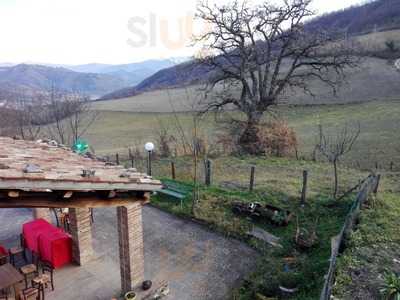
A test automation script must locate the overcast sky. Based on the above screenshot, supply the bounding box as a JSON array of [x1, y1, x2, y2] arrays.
[[0, 0, 364, 65]]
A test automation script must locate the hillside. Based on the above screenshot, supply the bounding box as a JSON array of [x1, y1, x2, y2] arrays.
[[94, 55, 400, 112], [101, 0, 400, 100], [64, 58, 188, 86], [306, 0, 400, 35], [0, 64, 128, 104]]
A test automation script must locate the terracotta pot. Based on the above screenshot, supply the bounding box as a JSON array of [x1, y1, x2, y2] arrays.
[[124, 291, 136, 300], [279, 286, 298, 298]]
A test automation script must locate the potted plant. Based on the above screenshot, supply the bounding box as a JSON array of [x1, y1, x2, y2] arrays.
[[294, 217, 318, 249], [271, 210, 289, 226], [278, 272, 300, 297], [124, 291, 136, 300], [381, 272, 400, 300]]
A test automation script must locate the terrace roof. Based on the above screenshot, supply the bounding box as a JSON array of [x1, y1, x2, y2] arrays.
[[0, 137, 162, 208]]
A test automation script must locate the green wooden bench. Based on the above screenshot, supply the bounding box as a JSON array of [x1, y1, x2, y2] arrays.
[[158, 181, 189, 207]]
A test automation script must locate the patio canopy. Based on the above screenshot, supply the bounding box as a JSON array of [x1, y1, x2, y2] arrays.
[[0, 137, 162, 208]]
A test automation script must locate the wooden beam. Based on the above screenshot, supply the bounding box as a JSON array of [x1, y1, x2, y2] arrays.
[[0, 194, 150, 209], [0, 179, 162, 192]]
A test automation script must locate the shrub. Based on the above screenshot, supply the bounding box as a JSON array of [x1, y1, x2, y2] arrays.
[[257, 120, 298, 157], [217, 119, 298, 157]]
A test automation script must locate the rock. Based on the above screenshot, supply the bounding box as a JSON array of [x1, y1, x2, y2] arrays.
[[23, 164, 43, 173], [142, 280, 152, 290], [247, 226, 282, 247]]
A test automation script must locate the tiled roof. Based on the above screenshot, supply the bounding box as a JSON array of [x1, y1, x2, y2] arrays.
[[0, 137, 162, 192]]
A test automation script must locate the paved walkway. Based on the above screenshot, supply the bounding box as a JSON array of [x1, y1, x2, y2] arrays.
[[0, 206, 258, 300]]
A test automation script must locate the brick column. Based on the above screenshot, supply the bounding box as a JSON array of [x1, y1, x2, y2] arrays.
[[69, 208, 94, 265], [32, 208, 52, 223], [117, 203, 145, 293]]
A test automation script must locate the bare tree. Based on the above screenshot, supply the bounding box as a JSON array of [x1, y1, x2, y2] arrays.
[[45, 88, 98, 146], [195, 0, 357, 154], [14, 94, 46, 140], [317, 123, 361, 199]]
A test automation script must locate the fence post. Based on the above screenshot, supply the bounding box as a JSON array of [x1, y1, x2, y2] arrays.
[[390, 161, 394, 171], [116, 153, 119, 165], [205, 160, 212, 186], [301, 170, 308, 207], [373, 174, 381, 194], [130, 156, 134, 168], [171, 161, 176, 180], [249, 166, 255, 192]]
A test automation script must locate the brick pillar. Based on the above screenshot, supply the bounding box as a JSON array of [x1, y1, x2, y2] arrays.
[[32, 208, 52, 223], [69, 208, 94, 265], [117, 203, 145, 293]]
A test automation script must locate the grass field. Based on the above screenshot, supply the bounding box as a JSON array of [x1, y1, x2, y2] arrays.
[[85, 99, 400, 170], [333, 173, 400, 299], [146, 157, 399, 299], [148, 156, 367, 299]]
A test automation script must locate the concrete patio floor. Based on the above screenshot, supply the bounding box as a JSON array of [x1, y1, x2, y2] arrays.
[[0, 205, 259, 300]]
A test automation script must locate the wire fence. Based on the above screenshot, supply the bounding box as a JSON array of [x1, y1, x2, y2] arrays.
[[319, 174, 380, 300]]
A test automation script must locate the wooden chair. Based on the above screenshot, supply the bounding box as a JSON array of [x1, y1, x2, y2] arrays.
[[52, 208, 70, 232], [9, 246, 25, 267], [9, 234, 27, 266], [32, 260, 54, 300], [0, 253, 8, 266], [0, 287, 10, 300], [18, 287, 40, 300], [0, 244, 8, 266], [20, 252, 40, 289]]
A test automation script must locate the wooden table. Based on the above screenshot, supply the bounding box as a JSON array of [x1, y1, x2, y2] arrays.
[[0, 263, 24, 299]]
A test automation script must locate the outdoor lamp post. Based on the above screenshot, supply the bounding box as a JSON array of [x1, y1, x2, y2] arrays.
[[145, 142, 155, 176]]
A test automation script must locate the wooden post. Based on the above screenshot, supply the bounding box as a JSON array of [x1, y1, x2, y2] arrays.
[[390, 162, 394, 171], [116, 153, 120, 165], [205, 160, 212, 186], [301, 170, 308, 206], [171, 161, 176, 180], [249, 166, 255, 192], [373, 174, 381, 194], [129, 149, 134, 168]]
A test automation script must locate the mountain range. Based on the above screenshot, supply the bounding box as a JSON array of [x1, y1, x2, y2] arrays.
[[0, 58, 187, 105]]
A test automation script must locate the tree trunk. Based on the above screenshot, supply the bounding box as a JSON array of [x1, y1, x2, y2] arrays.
[[238, 113, 264, 155], [333, 160, 338, 199]]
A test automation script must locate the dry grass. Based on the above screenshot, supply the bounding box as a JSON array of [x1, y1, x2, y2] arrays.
[[85, 100, 400, 170]]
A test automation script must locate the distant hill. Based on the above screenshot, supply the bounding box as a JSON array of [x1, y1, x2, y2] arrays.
[[94, 56, 400, 113], [0, 64, 127, 104], [306, 0, 400, 35], [0, 58, 189, 105], [64, 58, 188, 86], [100, 0, 400, 100], [99, 60, 212, 100]]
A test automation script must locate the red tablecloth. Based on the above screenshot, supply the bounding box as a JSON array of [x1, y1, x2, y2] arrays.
[[38, 228, 72, 268], [0, 245, 6, 256], [22, 219, 72, 268], [23, 219, 52, 253]]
